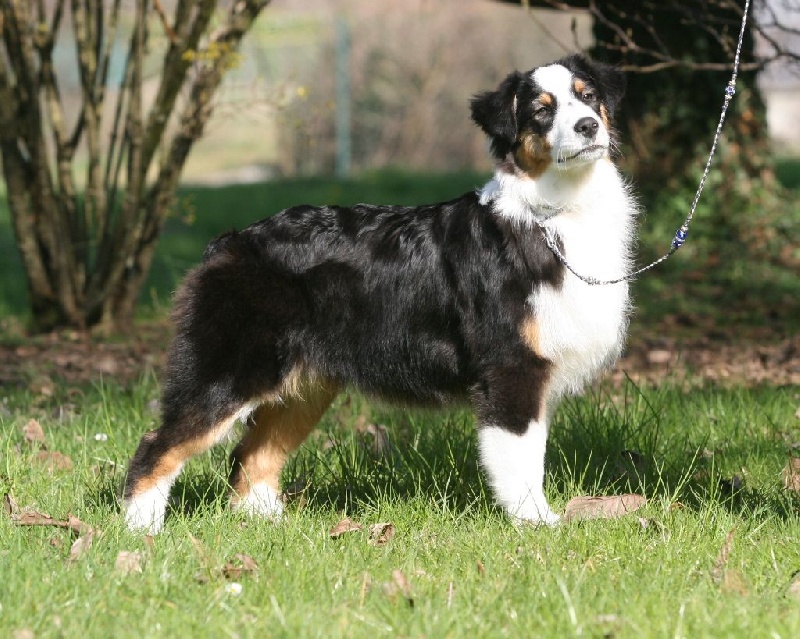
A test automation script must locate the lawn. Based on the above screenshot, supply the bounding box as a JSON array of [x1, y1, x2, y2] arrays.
[[0, 166, 799, 637], [1, 377, 799, 638]]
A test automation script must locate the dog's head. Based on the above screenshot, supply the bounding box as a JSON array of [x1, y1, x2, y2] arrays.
[[471, 54, 625, 177]]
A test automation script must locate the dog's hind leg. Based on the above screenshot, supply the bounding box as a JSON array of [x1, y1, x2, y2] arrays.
[[228, 377, 339, 519], [122, 398, 247, 534]]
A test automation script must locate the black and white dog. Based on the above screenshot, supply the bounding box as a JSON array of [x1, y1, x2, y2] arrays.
[[124, 54, 636, 534]]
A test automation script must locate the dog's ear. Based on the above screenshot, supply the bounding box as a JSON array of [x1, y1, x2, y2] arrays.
[[563, 54, 626, 118], [470, 71, 524, 158], [589, 60, 625, 117]]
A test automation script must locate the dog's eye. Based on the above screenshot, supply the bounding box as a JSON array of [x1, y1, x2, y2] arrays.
[[581, 90, 597, 101], [534, 106, 551, 117]]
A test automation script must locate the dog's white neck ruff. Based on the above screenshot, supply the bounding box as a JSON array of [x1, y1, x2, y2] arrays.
[[479, 158, 631, 225], [480, 160, 637, 399]]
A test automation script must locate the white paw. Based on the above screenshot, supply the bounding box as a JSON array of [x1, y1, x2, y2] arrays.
[[509, 500, 561, 526], [123, 487, 168, 535], [231, 482, 284, 521]]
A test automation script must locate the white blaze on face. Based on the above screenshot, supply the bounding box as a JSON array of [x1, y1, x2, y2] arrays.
[[531, 64, 610, 168]]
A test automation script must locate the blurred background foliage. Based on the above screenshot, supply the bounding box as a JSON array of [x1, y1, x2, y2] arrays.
[[0, 0, 797, 334]]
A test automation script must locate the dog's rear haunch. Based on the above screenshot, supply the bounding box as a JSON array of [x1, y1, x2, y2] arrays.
[[123, 54, 637, 534]]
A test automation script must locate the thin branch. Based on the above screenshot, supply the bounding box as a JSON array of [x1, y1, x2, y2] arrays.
[[98, 0, 125, 246], [139, 0, 217, 180], [538, 0, 800, 71], [153, 0, 178, 44], [87, 0, 147, 314], [36, 0, 81, 275]]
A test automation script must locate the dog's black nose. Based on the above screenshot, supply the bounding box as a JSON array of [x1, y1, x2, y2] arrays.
[[574, 117, 599, 139]]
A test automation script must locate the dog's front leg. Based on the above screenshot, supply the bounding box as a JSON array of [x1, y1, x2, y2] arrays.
[[478, 418, 560, 525]]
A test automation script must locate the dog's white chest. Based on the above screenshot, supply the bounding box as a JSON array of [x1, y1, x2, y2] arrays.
[[530, 207, 631, 399]]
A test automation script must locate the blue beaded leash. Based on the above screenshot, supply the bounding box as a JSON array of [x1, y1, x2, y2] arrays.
[[540, 0, 751, 286]]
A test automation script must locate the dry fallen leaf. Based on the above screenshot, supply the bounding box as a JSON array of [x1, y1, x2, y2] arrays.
[[721, 568, 749, 596], [563, 494, 647, 522], [647, 349, 673, 365], [115, 551, 143, 575], [360, 423, 392, 457], [11, 510, 53, 526], [222, 553, 259, 580], [782, 457, 800, 492], [788, 572, 800, 599], [368, 522, 395, 546], [391, 569, 414, 607], [35, 451, 74, 472], [280, 479, 308, 510], [11, 510, 93, 536], [65, 515, 94, 536], [188, 533, 215, 575], [329, 516, 363, 538], [22, 419, 46, 446], [3, 492, 19, 516], [93, 354, 119, 375], [68, 530, 96, 562], [29, 376, 55, 397], [711, 528, 736, 584]]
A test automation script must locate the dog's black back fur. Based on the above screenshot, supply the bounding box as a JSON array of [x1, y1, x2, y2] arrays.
[[167, 192, 560, 433]]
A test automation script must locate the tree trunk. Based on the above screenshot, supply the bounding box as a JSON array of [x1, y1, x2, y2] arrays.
[[0, 0, 271, 334]]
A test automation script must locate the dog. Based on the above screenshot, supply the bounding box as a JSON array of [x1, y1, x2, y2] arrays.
[[123, 54, 636, 534]]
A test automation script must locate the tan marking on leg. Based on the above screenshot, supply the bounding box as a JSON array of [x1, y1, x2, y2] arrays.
[[131, 418, 235, 494], [230, 377, 339, 501], [514, 131, 552, 178], [520, 315, 541, 356]]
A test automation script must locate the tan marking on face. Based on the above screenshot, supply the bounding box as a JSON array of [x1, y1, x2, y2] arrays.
[[520, 315, 541, 355], [599, 103, 610, 129], [514, 131, 552, 178], [573, 78, 586, 95], [539, 92, 554, 107], [230, 377, 339, 498]]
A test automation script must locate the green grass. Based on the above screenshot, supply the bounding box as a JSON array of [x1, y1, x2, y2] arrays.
[[1, 165, 798, 635], [1, 377, 799, 638]]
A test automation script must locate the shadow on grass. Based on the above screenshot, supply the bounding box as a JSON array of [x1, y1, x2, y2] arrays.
[[549, 381, 799, 521], [100, 382, 799, 526]]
